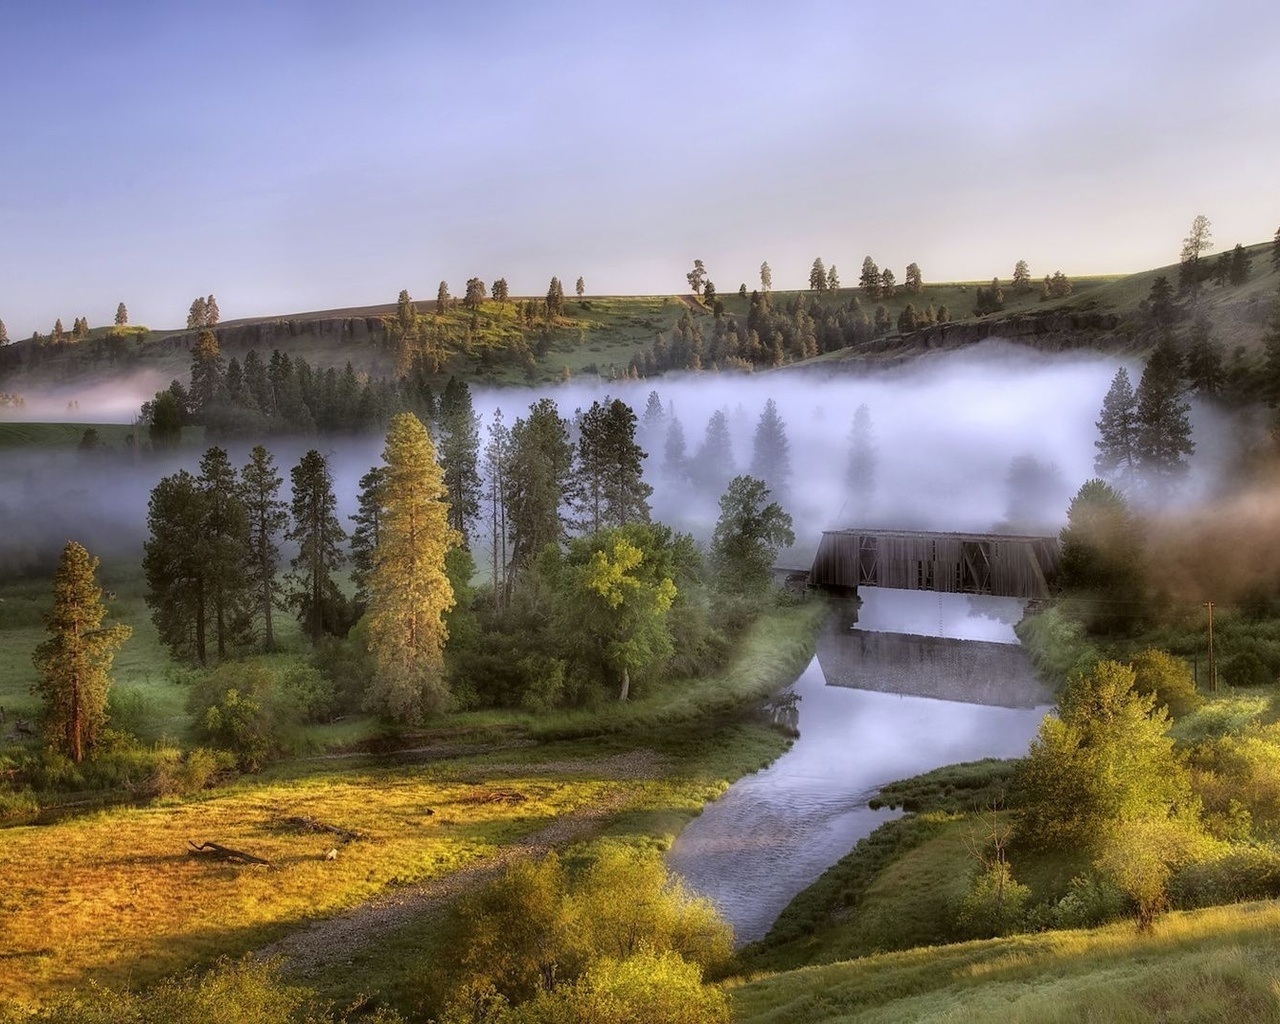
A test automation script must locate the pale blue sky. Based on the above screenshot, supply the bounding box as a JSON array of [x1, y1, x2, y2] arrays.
[[1, 0, 1277, 336]]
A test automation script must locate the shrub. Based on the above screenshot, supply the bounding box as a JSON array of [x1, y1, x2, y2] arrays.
[[1047, 872, 1129, 929], [0, 786, 38, 820], [954, 861, 1031, 938], [1222, 650, 1271, 687], [1129, 648, 1203, 718], [1169, 847, 1280, 908]]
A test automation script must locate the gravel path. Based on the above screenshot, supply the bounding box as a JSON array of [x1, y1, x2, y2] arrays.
[[257, 750, 665, 978]]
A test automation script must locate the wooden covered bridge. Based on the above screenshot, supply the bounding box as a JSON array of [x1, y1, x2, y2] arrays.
[[809, 528, 1060, 600]]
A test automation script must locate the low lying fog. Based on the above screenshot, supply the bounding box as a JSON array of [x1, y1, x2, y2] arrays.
[[0, 342, 1242, 583]]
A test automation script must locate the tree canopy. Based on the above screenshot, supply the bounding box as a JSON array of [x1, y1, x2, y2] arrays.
[[710, 475, 795, 597]]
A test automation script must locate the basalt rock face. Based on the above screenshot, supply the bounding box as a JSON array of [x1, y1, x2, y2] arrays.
[[160, 316, 393, 360], [867, 309, 1124, 355]]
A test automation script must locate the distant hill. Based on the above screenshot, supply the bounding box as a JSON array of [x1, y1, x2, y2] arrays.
[[1, 241, 1275, 403]]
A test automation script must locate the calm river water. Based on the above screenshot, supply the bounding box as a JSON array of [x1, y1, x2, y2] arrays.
[[666, 589, 1053, 945]]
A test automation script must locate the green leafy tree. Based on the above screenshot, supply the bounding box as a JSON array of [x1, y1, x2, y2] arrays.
[[859, 256, 881, 298], [114, 302, 127, 326], [1178, 214, 1213, 295], [32, 542, 131, 763], [809, 257, 827, 292], [144, 470, 211, 663], [1129, 648, 1202, 719], [241, 445, 287, 651], [1094, 367, 1138, 483], [760, 260, 772, 293], [749, 398, 791, 503], [1058, 479, 1147, 634], [439, 376, 482, 546], [365, 413, 459, 720], [1134, 334, 1195, 494], [349, 465, 387, 608], [286, 450, 347, 642], [710, 475, 795, 596], [904, 262, 923, 295]]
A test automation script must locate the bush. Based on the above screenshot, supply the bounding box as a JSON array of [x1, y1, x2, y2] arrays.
[[1222, 650, 1271, 687], [1129, 648, 1203, 718], [1169, 847, 1280, 908], [0, 786, 38, 820], [954, 861, 1031, 938], [104, 686, 160, 740], [1047, 872, 1129, 929]]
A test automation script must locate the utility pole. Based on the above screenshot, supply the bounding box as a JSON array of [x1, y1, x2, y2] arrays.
[[1206, 601, 1216, 693]]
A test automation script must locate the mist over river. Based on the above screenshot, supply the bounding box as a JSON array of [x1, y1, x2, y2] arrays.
[[666, 589, 1052, 945]]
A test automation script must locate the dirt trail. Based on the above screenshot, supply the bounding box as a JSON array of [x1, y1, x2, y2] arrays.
[[258, 750, 664, 978]]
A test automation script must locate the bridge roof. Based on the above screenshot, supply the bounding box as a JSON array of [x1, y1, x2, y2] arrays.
[[821, 527, 1059, 544]]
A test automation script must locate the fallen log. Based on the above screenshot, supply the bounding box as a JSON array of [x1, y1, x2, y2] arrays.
[[279, 815, 368, 843], [187, 841, 271, 867]]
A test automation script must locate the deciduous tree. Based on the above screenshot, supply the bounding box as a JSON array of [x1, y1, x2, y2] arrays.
[[33, 542, 131, 762], [686, 259, 707, 295], [1057, 479, 1147, 634], [709, 475, 794, 596], [1178, 214, 1213, 295], [365, 413, 458, 719]]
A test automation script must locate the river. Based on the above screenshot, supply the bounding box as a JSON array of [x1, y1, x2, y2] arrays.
[[665, 589, 1053, 945]]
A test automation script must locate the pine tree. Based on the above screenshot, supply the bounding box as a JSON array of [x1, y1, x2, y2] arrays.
[[199, 447, 250, 660], [904, 262, 924, 295], [0, 320, 7, 344], [689, 409, 736, 497], [349, 466, 387, 607], [663, 415, 687, 480], [286, 450, 347, 642], [826, 264, 840, 292], [240, 445, 287, 651], [187, 297, 207, 329], [437, 281, 451, 313], [760, 261, 772, 293], [686, 259, 707, 295], [1178, 215, 1213, 296], [1228, 243, 1251, 286], [482, 410, 512, 609], [507, 399, 574, 577], [546, 276, 565, 316], [576, 276, 585, 300], [575, 397, 652, 532], [205, 294, 220, 326], [52, 318, 66, 344], [115, 302, 128, 326], [750, 398, 791, 503], [438, 377, 482, 546], [859, 257, 881, 299], [32, 542, 131, 763], [1273, 226, 1280, 274], [1094, 367, 1138, 483], [1261, 280, 1280, 406], [189, 330, 226, 416], [1185, 315, 1225, 397], [365, 413, 458, 720], [464, 278, 487, 311], [710, 476, 795, 596], [1134, 336, 1195, 495], [898, 304, 918, 332], [846, 404, 877, 521], [880, 268, 896, 297], [492, 278, 509, 307], [809, 257, 827, 292], [1012, 260, 1031, 293], [144, 470, 211, 663]]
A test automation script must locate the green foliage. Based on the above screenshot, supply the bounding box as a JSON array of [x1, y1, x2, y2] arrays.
[[955, 860, 1031, 938], [1093, 367, 1137, 482], [709, 475, 794, 598], [1222, 649, 1271, 687], [1057, 479, 1148, 634], [1129, 648, 1203, 718], [1044, 872, 1129, 929], [870, 759, 1020, 815], [1134, 333, 1195, 493]]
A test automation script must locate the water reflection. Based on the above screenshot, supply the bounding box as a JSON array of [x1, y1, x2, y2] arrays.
[[666, 592, 1052, 944]]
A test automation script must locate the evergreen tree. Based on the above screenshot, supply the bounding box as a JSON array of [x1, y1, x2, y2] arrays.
[[482, 410, 512, 608], [199, 447, 250, 659], [873, 304, 891, 335], [880, 268, 896, 297], [1012, 260, 1031, 293], [689, 409, 736, 497], [1185, 315, 1225, 398], [464, 277, 487, 311], [686, 259, 706, 295], [189, 330, 226, 416], [576, 276, 585, 300], [904, 262, 923, 295], [1147, 275, 1178, 328], [846, 404, 877, 521], [240, 445, 287, 651], [0, 319, 7, 344], [710, 475, 795, 597], [1094, 367, 1139, 483], [438, 376, 482, 546], [1273, 226, 1280, 274], [187, 296, 207, 329], [115, 302, 128, 326], [52, 318, 66, 344], [1228, 243, 1251, 286], [859, 257, 881, 298], [349, 466, 387, 607], [809, 257, 827, 292], [365, 413, 458, 720], [144, 470, 210, 663], [286, 450, 347, 642], [507, 399, 574, 578], [147, 390, 184, 450], [575, 397, 652, 532], [437, 280, 451, 313], [826, 264, 840, 292], [205, 294, 220, 326], [749, 398, 791, 503], [1058, 478, 1147, 633], [492, 278, 509, 307], [1134, 336, 1195, 494], [546, 276, 565, 316], [898, 304, 918, 332], [663, 415, 688, 480], [33, 542, 131, 763], [760, 261, 772, 293], [1261, 280, 1280, 406], [1178, 214, 1213, 295]]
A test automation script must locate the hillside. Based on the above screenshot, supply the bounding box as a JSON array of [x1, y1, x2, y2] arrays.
[[1, 242, 1275, 406]]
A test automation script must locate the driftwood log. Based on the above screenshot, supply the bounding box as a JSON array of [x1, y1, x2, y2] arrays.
[[187, 840, 271, 866], [279, 815, 369, 843]]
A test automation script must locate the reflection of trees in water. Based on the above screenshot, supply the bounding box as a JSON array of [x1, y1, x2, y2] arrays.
[[965, 595, 1024, 626], [763, 690, 801, 736]]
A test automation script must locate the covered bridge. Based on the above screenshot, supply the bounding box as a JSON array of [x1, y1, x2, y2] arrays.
[[810, 528, 1060, 601]]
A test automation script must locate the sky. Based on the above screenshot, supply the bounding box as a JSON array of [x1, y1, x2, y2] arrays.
[[1, 0, 1278, 337]]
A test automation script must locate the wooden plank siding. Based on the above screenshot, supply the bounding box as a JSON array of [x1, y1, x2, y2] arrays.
[[810, 529, 1059, 600]]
